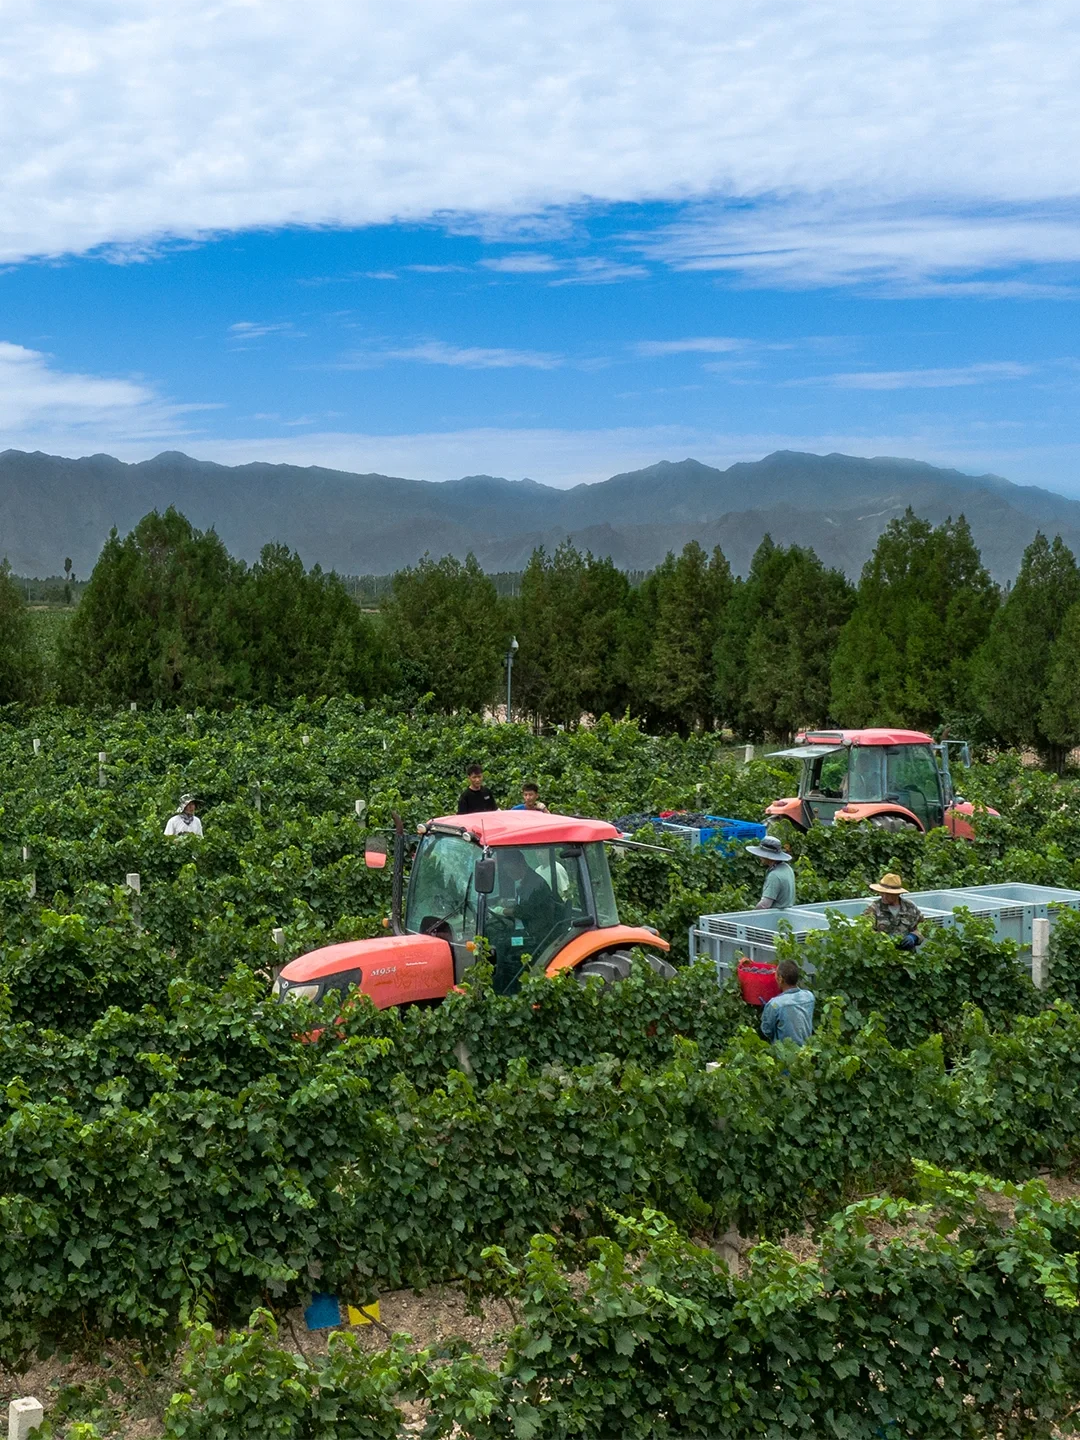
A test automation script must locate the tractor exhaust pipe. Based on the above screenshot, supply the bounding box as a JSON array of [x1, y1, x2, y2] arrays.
[[391, 811, 406, 935]]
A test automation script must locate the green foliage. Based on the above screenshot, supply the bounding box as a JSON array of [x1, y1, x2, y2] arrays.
[[831, 509, 998, 729], [0, 560, 42, 702], [164, 1310, 406, 1438], [513, 541, 633, 727], [470, 1175, 1080, 1439], [717, 536, 854, 739], [976, 531, 1080, 767], [636, 541, 731, 733], [787, 910, 1038, 1051], [59, 512, 386, 708], [383, 553, 505, 712]]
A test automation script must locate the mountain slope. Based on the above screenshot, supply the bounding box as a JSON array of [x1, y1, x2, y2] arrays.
[[1, 446, 1076, 581]]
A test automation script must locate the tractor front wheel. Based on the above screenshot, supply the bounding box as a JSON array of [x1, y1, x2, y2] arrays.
[[870, 814, 919, 833]]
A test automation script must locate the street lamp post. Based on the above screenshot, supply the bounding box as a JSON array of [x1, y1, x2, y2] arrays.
[[505, 636, 519, 722]]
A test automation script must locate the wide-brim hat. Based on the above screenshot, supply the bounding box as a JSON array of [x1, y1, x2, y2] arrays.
[[869, 872, 906, 895], [746, 837, 792, 863]]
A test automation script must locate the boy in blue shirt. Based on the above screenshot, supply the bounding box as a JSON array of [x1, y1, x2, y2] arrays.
[[760, 960, 815, 1046]]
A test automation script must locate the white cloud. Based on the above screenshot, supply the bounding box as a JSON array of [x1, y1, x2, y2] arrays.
[[2, 1, 1079, 280], [379, 341, 564, 369], [640, 203, 1080, 290], [549, 259, 649, 285], [634, 337, 746, 357], [228, 321, 294, 339], [801, 362, 1033, 390], [480, 254, 560, 273], [0, 340, 206, 440]]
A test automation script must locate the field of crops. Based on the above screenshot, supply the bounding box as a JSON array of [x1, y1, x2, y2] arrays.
[[6, 702, 1080, 1436]]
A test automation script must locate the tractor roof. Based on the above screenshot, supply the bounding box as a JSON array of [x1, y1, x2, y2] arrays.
[[797, 728, 934, 747], [428, 810, 620, 846]]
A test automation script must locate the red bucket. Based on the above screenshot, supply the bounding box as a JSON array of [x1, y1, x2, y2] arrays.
[[737, 958, 780, 1006]]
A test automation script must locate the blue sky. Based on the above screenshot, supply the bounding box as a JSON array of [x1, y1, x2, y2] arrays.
[[1, 1, 1078, 491]]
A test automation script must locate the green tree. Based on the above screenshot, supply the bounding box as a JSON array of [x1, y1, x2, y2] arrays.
[[383, 553, 504, 712], [633, 542, 732, 733], [1040, 599, 1080, 760], [830, 510, 998, 731], [514, 542, 632, 727], [0, 561, 41, 701], [60, 509, 245, 706], [976, 532, 1080, 768], [239, 544, 390, 702], [738, 546, 855, 739]]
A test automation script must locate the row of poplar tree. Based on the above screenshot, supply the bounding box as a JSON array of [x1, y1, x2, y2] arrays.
[[2, 505, 1080, 764]]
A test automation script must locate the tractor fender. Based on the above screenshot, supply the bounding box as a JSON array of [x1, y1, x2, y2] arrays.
[[945, 800, 999, 839], [544, 925, 671, 978], [279, 933, 455, 1009], [765, 796, 809, 830], [833, 802, 924, 832]]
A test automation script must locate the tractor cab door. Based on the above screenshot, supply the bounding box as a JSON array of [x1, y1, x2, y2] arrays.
[[404, 833, 480, 981], [883, 745, 945, 830], [801, 747, 851, 824], [482, 843, 604, 996]]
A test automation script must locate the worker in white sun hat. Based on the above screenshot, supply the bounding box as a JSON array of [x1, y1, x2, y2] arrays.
[[164, 793, 204, 839]]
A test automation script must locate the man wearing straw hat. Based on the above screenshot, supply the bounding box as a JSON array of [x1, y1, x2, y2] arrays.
[[746, 835, 796, 910], [866, 873, 924, 950]]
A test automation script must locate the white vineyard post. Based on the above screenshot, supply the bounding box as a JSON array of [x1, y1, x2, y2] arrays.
[[126, 872, 142, 932], [98, 751, 107, 787], [743, 743, 754, 763], [8, 1396, 44, 1438], [1032, 917, 1050, 990]]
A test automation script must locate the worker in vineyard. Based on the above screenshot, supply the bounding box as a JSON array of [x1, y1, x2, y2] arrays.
[[164, 793, 203, 838], [866, 873, 924, 950], [457, 763, 498, 814], [747, 835, 796, 909], [512, 782, 548, 812], [760, 960, 815, 1046]]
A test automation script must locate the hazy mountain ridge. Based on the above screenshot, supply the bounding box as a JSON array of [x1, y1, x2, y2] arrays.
[[1, 446, 1076, 581]]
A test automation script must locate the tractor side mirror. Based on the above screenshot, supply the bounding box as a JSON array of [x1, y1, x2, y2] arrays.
[[365, 836, 388, 869], [474, 857, 496, 894]]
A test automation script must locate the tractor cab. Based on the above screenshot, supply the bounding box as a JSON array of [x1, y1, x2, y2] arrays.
[[274, 809, 672, 1009], [765, 728, 979, 836]]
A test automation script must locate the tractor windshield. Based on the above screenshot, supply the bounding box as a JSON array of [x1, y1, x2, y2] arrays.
[[405, 833, 479, 942]]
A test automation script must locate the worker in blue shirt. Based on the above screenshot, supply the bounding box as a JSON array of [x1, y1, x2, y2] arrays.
[[760, 960, 815, 1046]]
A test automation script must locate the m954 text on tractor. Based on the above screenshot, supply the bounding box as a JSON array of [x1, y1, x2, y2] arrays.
[[274, 808, 674, 1009]]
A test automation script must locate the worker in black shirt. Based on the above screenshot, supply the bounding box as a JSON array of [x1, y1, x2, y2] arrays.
[[457, 763, 498, 814]]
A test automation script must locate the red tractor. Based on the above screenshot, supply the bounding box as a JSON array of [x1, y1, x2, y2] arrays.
[[274, 809, 675, 1009], [765, 728, 990, 836]]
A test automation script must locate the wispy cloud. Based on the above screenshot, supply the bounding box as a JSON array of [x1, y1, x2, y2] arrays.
[[371, 340, 564, 370], [798, 361, 1033, 390], [639, 203, 1080, 292], [480, 253, 560, 273], [633, 337, 746, 357], [549, 259, 648, 286], [0, 339, 215, 442], [228, 321, 295, 342]]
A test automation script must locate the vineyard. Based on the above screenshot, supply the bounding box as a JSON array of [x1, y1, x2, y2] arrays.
[[6, 702, 1080, 1435]]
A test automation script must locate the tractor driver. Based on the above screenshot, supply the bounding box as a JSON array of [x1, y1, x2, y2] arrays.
[[487, 847, 561, 993]]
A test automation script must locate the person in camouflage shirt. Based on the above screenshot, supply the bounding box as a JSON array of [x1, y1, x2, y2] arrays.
[[866, 872, 924, 950]]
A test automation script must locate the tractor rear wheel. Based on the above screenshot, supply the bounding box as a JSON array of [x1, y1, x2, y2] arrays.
[[575, 949, 676, 985]]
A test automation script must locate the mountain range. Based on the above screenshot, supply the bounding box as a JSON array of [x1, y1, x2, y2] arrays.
[[2, 446, 1079, 582]]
